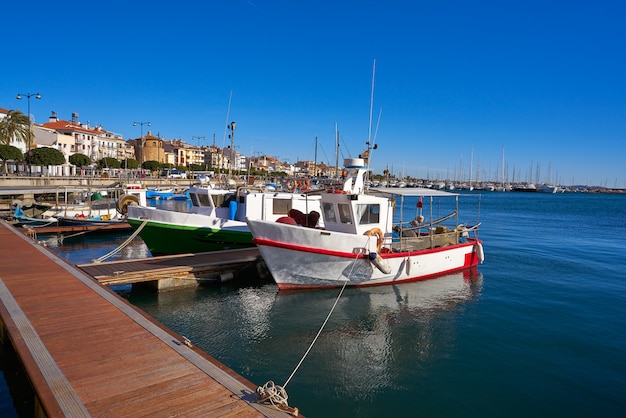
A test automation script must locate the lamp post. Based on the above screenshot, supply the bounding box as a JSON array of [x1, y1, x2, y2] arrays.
[[16, 92, 41, 176], [227, 121, 236, 180], [133, 121, 151, 164], [192, 135, 207, 171]]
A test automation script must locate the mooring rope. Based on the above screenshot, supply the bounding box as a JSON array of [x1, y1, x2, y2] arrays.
[[39, 229, 91, 246], [257, 252, 361, 414], [93, 218, 149, 263]]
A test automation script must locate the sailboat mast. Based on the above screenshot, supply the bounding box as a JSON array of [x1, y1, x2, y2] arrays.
[[469, 145, 474, 190]]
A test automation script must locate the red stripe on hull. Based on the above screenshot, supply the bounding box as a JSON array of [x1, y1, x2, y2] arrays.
[[275, 263, 480, 290], [253, 237, 482, 261]]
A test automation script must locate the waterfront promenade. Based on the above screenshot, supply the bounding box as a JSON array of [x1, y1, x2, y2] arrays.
[[0, 220, 293, 417]]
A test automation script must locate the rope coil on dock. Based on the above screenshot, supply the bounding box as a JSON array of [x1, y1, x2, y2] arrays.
[[257, 381, 297, 415]]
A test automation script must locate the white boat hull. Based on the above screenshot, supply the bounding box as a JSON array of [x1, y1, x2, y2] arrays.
[[248, 219, 482, 289]]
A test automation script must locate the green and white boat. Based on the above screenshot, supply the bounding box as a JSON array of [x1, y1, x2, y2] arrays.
[[126, 185, 323, 255]]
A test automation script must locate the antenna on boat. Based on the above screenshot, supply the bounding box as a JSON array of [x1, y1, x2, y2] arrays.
[[335, 123, 340, 179], [367, 59, 376, 148], [218, 90, 233, 188], [364, 59, 377, 187]]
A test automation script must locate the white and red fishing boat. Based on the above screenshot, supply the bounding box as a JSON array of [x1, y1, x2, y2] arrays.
[[247, 158, 484, 290]]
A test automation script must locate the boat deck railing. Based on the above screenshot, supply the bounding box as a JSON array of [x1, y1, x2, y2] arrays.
[[391, 223, 479, 252]]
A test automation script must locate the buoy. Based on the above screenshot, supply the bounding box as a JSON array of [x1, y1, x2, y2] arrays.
[[475, 242, 485, 264], [364, 228, 384, 252], [369, 251, 392, 274], [116, 194, 140, 215]]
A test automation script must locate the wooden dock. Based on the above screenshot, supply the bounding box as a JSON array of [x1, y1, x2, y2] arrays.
[[21, 222, 132, 234], [77, 248, 262, 288], [0, 221, 296, 417]]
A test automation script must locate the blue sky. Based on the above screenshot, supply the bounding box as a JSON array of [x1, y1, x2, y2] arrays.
[[3, 0, 625, 187]]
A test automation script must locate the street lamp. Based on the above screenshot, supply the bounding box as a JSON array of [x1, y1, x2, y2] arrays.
[[192, 136, 207, 170], [133, 121, 151, 163], [227, 121, 236, 179], [16, 92, 41, 176]]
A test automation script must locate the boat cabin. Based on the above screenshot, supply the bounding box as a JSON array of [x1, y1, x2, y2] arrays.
[[187, 186, 323, 226]]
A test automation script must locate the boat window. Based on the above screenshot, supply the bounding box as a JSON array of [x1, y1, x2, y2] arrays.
[[272, 199, 291, 215], [197, 192, 212, 207], [338, 203, 352, 224], [357, 204, 380, 225], [190, 193, 200, 207], [214, 193, 234, 208], [323, 202, 336, 223]]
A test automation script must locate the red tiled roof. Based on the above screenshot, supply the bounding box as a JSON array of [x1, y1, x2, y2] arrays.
[[42, 120, 101, 134]]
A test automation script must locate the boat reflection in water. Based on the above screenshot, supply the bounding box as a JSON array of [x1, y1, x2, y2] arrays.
[[264, 267, 483, 396], [41, 232, 151, 264], [137, 267, 482, 413]]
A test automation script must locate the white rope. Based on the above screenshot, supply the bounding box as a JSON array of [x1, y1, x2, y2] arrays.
[[93, 218, 149, 263], [257, 380, 290, 408], [39, 229, 88, 246], [258, 253, 362, 414]]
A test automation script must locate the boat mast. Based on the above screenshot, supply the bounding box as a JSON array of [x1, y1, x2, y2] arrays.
[[218, 90, 233, 188], [365, 59, 377, 186], [335, 123, 339, 179], [469, 145, 474, 190], [501, 145, 505, 188], [314, 136, 318, 178]]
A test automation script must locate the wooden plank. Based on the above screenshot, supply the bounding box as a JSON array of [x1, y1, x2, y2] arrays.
[[0, 221, 296, 417], [21, 223, 132, 235], [76, 247, 262, 286], [0, 278, 90, 417]]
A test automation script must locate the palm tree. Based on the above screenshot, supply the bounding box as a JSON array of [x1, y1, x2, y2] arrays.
[[0, 110, 31, 147]]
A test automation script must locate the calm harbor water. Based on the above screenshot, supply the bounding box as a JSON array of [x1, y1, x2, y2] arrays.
[[2, 191, 626, 417]]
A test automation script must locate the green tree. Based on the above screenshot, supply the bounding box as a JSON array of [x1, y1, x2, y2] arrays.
[[69, 153, 91, 167], [0, 110, 30, 146], [26, 147, 65, 166], [121, 158, 139, 169], [142, 160, 162, 171], [0, 144, 23, 174], [97, 157, 121, 169]]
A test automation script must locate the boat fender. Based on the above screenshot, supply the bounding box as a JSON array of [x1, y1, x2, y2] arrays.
[[369, 251, 392, 274], [405, 256, 411, 275], [219, 272, 235, 282], [475, 242, 485, 264], [228, 200, 238, 220]]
